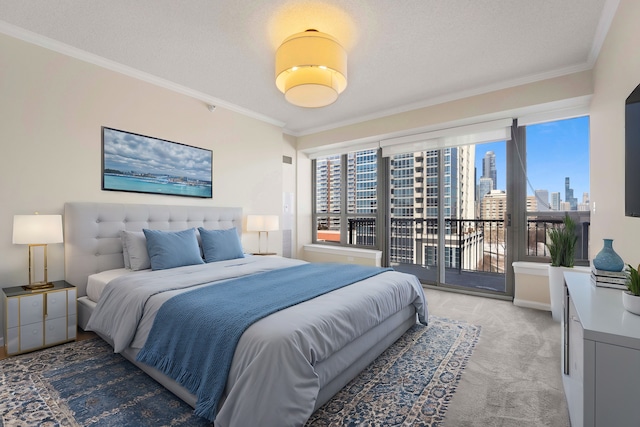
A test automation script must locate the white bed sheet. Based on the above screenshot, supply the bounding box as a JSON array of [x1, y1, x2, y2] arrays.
[[86, 268, 133, 302]]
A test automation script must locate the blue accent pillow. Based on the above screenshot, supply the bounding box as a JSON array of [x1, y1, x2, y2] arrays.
[[198, 227, 245, 263], [143, 228, 204, 271]]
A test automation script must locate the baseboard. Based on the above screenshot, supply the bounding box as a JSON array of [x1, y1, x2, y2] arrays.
[[513, 298, 551, 311]]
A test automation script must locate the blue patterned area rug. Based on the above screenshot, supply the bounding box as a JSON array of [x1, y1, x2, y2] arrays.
[[0, 317, 479, 427]]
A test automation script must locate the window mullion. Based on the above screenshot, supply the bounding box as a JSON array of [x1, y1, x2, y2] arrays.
[[340, 152, 349, 245]]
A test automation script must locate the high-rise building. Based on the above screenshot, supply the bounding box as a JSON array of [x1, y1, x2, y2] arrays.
[[477, 177, 493, 201], [458, 145, 476, 221], [578, 192, 590, 211], [551, 192, 561, 211], [390, 153, 414, 218], [535, 189, 550, 211], [352, 150, 377, 214], [389, 146, 476, 267], [480, 190, 507, 220], [565, 177, 578, 210], [482, 151, 497, 190]]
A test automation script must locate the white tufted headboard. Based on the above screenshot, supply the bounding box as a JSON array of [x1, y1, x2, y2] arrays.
[[64, 202, 243, 297]]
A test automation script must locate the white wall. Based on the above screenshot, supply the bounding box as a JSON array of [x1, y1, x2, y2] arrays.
[[0, 33, 286, 294], [590, 0, 640, 265]]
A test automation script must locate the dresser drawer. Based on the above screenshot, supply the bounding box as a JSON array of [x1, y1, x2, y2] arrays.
[[6, 327, 19, 354], [46, 290, 68, 319], [568, 298, 584, 384], [67, 288, 77, 316], [6, 297, 19, 329], [20, 294, 43, 325], [20, 321, 44, 351], [45, 317, 68, 345], [68, 315, 77, 339]]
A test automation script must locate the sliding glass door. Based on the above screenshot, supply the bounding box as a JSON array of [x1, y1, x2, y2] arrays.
[[388, 141, 509, 296]]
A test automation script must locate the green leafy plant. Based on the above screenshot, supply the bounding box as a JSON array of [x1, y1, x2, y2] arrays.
[[626, 264, 640, 296], [546, 214, 578, 267]]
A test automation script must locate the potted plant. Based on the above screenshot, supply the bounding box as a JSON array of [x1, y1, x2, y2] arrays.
[[623, 264, 640, 315], [546, 214, 578, 322]]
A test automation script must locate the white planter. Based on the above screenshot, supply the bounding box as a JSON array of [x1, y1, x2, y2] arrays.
[[548, 265, 569, 322], [622, 291, 640, 316]]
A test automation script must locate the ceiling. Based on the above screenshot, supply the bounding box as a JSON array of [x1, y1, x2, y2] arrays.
[[0, 0, 616, 136]]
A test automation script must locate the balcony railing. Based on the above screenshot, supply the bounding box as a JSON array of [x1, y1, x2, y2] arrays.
[[389, 218, 506, 273], [525, 211, 590, 263], [346, 211, 590, 274]]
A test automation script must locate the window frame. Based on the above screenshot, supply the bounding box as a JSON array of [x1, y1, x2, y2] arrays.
[[515, 116, 591, 266]]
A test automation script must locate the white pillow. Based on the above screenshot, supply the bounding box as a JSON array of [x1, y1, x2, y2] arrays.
[[120, 230, 131, 269], [121, 230, 151, 271]]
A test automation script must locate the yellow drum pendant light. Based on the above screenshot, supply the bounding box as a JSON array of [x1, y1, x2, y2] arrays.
[[275, 29, 347, 108]]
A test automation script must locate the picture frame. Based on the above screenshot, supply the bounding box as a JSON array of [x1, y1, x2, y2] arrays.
[[102, 127, 213, 198]]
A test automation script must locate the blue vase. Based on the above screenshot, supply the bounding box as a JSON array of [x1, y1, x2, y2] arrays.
[[593, 239, 624, 272]]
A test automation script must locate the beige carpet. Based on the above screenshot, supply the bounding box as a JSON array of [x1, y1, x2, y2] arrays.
[[424, 288, 570, 427]]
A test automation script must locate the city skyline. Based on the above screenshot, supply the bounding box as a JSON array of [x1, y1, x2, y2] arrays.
[[474, 116, 590, 204]]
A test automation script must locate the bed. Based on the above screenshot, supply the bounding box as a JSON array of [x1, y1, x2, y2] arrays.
[[64, 201, 428, 427]]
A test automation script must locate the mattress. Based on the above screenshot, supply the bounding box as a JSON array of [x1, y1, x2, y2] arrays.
[[86, 268, 131, 302]]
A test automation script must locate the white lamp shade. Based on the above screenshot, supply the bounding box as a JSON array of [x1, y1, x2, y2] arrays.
[[13, 214, 63, 244], [275, 30, 347, 108], [247, 215, 280, 232]]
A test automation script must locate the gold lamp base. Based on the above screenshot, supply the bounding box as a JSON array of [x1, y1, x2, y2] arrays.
[[24, 282, 55, 291]]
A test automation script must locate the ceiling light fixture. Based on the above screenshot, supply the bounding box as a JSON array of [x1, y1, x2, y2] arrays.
[[275, 29, 347, 108]]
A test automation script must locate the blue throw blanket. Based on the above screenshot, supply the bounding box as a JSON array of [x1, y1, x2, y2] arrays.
[[136, 263, 392, 421]]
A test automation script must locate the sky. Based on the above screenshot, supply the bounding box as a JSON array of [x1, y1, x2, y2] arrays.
[[474, 116, 590, 201]]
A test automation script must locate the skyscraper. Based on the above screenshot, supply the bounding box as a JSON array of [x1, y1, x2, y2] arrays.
[[482, 151, 497, 190], [535, 189, 550, 211], [551, 192, 561, 211], [565, 177, 578, 210], [477, 177, 493, 201]]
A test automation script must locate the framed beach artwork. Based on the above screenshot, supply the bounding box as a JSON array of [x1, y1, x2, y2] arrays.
[[101, 127, 213, 198]]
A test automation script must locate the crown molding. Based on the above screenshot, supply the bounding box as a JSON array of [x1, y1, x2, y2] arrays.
[[0, 20, 285, 129]]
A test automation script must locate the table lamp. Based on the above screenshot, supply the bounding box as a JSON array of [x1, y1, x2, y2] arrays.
[[13, 214, 64, 290], [247, 214, 279, 255]]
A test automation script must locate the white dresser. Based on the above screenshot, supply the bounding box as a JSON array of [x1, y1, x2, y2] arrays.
[[563, 272, 640, 427], [2, 281, 77, 356]]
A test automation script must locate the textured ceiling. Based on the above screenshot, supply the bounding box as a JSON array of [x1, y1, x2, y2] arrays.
[[0, 0, 615, 135]]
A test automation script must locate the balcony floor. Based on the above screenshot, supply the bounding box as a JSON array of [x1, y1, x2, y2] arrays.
[[391, 263, 506, 293]]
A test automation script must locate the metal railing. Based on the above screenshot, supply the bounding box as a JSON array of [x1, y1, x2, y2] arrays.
[[525, 211, 590, 263], [346, 211, 590, 274], [387, 218, 506, 273]]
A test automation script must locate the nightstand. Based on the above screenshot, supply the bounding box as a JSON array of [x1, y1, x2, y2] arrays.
[[2, 280, 77, 356]]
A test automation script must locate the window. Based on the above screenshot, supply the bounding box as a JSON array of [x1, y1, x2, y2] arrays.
[[523, 116, 590, 262], [309, 114, 590, 299], [313, 149, 380, 246]]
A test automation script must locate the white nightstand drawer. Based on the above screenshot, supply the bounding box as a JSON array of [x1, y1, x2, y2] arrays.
[[46, 290, 67, 319], [45, 317, 68, 345], [6, 327, 19, 354], [20, 294, 43, 325], [68, 315, 77, 339], [7, 298, 19, 329], [20, 322, 43, 351], [67, 289, 77, 316]]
